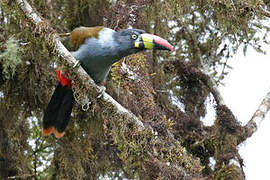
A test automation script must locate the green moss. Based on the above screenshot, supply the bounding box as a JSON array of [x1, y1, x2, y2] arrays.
[[111, 53, 147, 82], [108, 115, 203, 179], [215, 163, 243, 180], [0, 37, 23, 79]]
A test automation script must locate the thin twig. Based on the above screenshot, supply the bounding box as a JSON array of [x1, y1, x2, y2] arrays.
[[8, 174, 35, 179], [259, 5, 270, 18]]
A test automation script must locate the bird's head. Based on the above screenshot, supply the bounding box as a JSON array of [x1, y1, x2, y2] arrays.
[[115, 28, 174, 55]]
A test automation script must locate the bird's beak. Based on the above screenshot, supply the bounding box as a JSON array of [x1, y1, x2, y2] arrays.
[[135, 33, 174, 51]]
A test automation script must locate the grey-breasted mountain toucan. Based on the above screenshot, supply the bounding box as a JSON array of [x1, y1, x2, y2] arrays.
[[43, 26, 174, 138]]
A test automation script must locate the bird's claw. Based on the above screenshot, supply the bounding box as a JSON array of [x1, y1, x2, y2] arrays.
[[97, 86, 106, 98], [73, 60, 80, 68]]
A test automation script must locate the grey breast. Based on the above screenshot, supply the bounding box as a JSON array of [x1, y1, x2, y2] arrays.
[[71, 37, 119, 83]]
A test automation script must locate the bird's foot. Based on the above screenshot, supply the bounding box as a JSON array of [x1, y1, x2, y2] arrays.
[[73, 60, 80, 68], [97, 86, 106, 98]]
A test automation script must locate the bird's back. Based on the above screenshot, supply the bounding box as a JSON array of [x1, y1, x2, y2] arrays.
[[63, 27, 119, 83]]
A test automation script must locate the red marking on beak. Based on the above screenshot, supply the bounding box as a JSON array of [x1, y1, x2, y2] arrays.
[[147, 33, 174, 51]]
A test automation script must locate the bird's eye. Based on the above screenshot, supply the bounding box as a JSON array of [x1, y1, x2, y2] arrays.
[[131, 34, 138, 40]]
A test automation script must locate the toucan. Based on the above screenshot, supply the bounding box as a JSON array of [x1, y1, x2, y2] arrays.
[[42, 26, 174, 138]]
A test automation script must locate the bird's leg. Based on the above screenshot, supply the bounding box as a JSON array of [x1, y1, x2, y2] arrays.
[[73, 59, 80, 68], [97, 81, 106, 98], [97, 86, 106, 98]]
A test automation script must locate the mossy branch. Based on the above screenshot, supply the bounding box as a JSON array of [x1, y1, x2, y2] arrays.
[[183, 23, 225, 106], [179, 21, 270, 144]]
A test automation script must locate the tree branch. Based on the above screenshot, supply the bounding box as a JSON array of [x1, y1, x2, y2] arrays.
[[14, 0, 144, 129], [183, 24, 225, 106], [259, 5, 270, 18], [8, 174, 35, 179], [244, 91, 270, 139]]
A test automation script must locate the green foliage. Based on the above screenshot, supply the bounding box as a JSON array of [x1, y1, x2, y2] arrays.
[[0, 37, 23, 79], [27, 116, 54, 179]]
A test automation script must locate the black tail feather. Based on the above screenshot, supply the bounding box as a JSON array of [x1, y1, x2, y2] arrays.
[[54, 86, 74, 133], [43, 83, 65, 129], [43, 83, 74, 135]]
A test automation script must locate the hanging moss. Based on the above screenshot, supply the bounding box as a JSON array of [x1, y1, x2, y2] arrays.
[[215, 163, 244, 180], [216, 105, 241, 134], [0, 37, 23, 79]]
